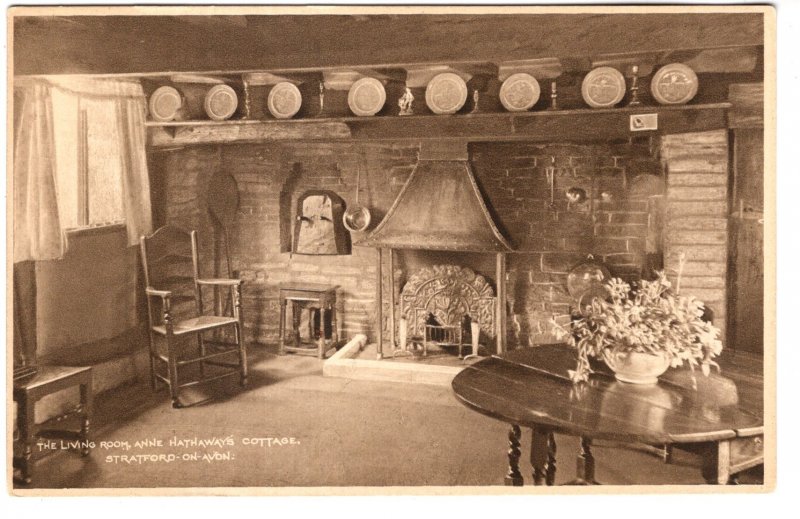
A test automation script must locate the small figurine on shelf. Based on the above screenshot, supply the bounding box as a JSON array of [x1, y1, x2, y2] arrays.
[[398, 87, 414, 116], [470, 89, 480, 114]]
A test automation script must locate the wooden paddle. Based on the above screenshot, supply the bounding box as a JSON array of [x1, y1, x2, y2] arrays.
[[207, 172, 240, 318]]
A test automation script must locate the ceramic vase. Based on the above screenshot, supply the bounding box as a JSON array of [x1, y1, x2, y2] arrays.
[[601, 347, 670, 384]]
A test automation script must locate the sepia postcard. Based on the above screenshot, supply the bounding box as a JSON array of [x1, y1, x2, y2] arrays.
[[6, 3, 776, 498]]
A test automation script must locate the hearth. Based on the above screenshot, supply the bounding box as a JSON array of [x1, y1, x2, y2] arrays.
[[398, 264, 495, 359]]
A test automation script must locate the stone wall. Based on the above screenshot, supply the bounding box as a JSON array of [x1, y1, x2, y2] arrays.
[[150, 137, 671, 349]]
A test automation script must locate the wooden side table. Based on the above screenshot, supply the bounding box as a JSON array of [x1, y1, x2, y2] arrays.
[[13, 365, 93, 485], [278, 283, 339, 359]]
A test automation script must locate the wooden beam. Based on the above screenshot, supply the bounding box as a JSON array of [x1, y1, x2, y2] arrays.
[[146, 120, 352, 147], [12, 12, 765, 76], [146, 103, 732, 147], [510, 104, 730, 141], [728, 83, 763, 128]]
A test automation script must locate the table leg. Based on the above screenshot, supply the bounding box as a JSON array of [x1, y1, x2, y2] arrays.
[[546, 432, 557, 485], [575, 437, 596, 485], [504, 424, 524, 486], [531, 428, 557, 486], [17, 395, 34, 484], [331, 301, 339, 347], [308, 307, 315, 341], [702, 440, 732, 485], [291, 302, 301, 347], [279, 299, 287, 355], [318, 307, 327, 359]]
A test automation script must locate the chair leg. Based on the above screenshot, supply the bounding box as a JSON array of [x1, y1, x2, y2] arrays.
[[147, 333, 158, 391], [279, 299, 287, 355], [236, 322, 248, 386], [166, 335, 181, 408], [197, 334, 206, 379]]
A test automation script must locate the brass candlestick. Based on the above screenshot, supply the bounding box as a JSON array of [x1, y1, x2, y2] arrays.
[[549, 81, 558, 110], [628, 65, 641, 107], [317, 81, 325, 117]]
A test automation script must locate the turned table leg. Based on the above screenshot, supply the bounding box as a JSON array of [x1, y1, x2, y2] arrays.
[[546, 432, 557, 485], [531, 428, 557, 486], [17, 395, 34, 485], [80, 377, 92, 456], [575, 437, 597, 485], [504, 424, 524, 486]]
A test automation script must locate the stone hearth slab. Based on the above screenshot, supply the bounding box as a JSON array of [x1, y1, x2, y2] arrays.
[[323, 335, 465, 387]]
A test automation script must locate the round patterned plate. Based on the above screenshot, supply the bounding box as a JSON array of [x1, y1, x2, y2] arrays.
[[425, 72, 468, 115], [148, 86, 182, 122], [651, 63, 698, 105], [347, 77, 386, 116], [499, 73, 540, 112], [203, 84, 238, 121], [267, 82, 302, 119], [581, 67, 626, 108]]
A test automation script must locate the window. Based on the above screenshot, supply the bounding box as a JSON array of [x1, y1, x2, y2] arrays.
[[50, 87, 126, 230]]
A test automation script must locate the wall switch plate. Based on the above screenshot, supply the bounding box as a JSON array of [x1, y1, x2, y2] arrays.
[[630, 113, 658, 131]]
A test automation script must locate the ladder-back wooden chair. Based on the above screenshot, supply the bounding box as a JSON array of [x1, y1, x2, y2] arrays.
[[140, 226, 247, 408]]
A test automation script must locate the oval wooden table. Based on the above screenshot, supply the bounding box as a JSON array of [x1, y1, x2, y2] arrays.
[[452, 344, 763, 485]]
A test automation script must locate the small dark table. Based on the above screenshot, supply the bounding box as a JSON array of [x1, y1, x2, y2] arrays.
[[452, 344, 764, 485], [278, 282, 339, 359], [13, 365, 93, 484]]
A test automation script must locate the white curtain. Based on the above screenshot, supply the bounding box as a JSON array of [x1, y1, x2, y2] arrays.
[[116, 95, 153, 247], [13, 76, 153, 261], [13, 81, 64, 261]]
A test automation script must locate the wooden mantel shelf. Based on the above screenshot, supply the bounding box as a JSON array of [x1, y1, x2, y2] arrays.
[[146, 102, 732, 147]]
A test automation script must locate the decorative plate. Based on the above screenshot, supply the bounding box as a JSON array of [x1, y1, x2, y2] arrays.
[[267, 82, 302, 119], [499, 73, 541, 112], [203, 84, 238, 121], [347, 77, 386, 117], [148, 86, 182, 122], [425, 73, 468, 115], [581, 67, 626, 108], [650, 63, 698, 105]]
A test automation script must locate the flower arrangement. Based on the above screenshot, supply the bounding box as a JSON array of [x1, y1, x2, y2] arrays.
[[552, 269, 723, 384]]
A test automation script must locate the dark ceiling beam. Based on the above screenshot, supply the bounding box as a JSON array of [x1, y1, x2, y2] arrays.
[[12, 13, 764, 76]]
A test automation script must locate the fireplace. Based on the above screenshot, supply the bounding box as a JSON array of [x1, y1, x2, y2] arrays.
[[358, 140, 512, 359]]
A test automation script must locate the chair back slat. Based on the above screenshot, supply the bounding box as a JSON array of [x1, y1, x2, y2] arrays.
[[140, 226, 202, 315]]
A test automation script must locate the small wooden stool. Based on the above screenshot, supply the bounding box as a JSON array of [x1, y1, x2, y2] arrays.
[[279, 283, 339, 359], [13, 365, 93, 485]]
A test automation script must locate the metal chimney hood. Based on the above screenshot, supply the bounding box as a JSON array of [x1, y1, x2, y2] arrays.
[[357, 141, 513, 252]]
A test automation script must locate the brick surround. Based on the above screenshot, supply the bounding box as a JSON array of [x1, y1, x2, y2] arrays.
[[148, 133, 727, 349]]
